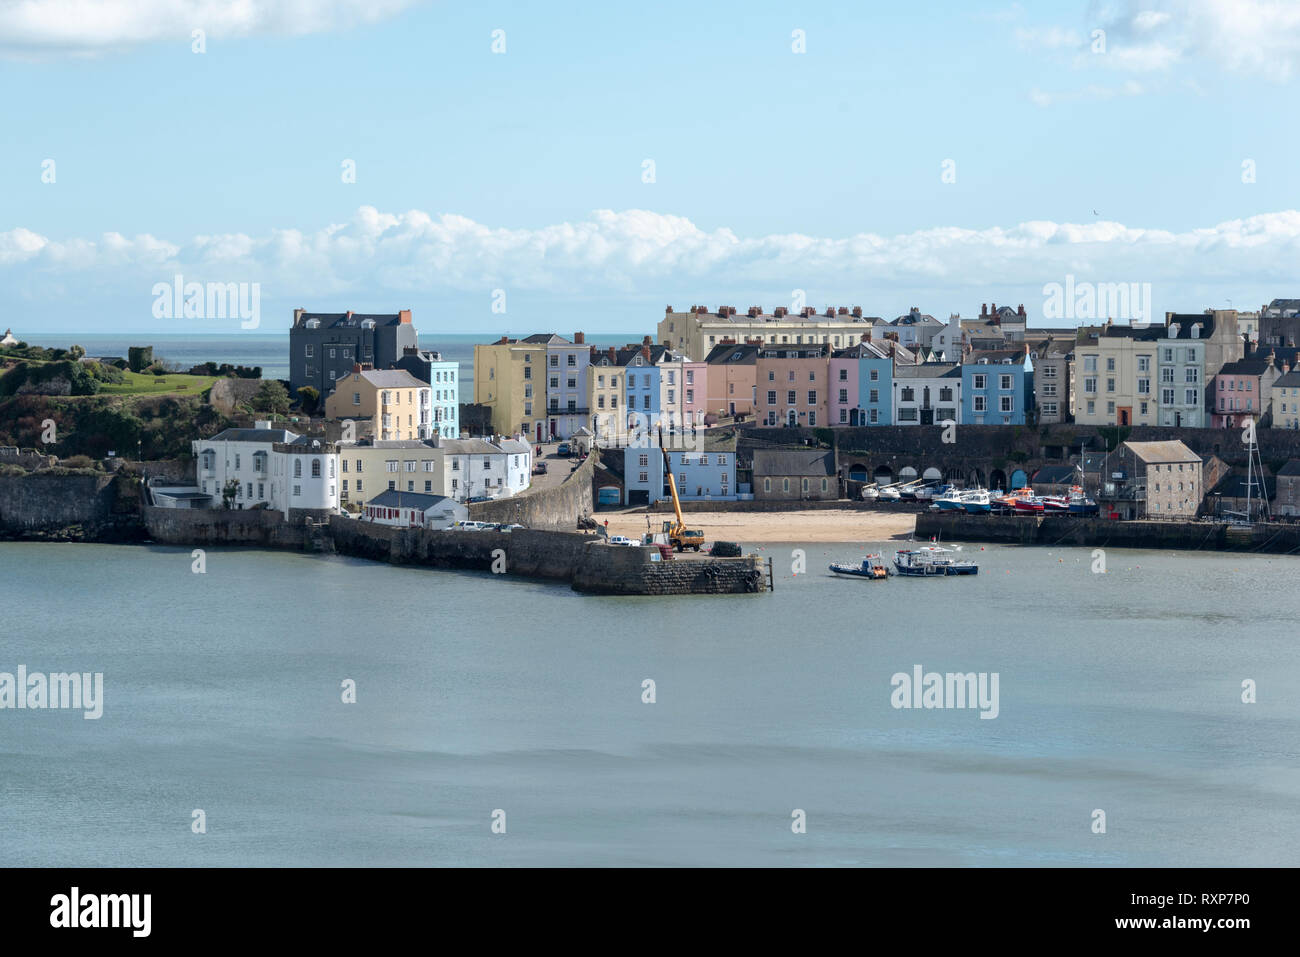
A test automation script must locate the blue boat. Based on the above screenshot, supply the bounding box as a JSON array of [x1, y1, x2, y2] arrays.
[[829, 553, 891, 580], [893, 546, 979, 576]]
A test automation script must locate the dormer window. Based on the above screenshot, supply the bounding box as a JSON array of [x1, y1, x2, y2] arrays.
[[305, 318, 320, 329]]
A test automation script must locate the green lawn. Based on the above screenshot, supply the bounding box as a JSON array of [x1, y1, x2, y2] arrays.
[[98, 372, 219, 395]]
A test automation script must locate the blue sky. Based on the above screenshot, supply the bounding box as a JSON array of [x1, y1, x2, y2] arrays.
[[3, 0, 1300, 339]]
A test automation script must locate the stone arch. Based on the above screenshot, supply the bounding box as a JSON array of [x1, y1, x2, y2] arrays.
[[989, 468, 1007, 491], [899, 466, 918, 482], [922, 467, 943, 482], [847, 463, 869, 483], [1010, 468, 1029, 489], [873, 465, 893, 485]]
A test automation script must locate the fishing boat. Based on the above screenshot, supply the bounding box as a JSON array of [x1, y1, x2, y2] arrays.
[[1066, 485, 1098, 514], [860, 485, 880, 502], [1005, 487, 1044, 513], [933, 487, 966, 511], [829, 553, 891, 580], [893, 546, 979, 576], [962, 488, 993, 513], [1040, 494, 1071, 513]]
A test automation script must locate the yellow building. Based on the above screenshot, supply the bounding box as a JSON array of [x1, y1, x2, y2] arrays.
[[324, 367, 432, 441], [337, 440, 439, 505], [658, 305, 879, 360], [587, 346, 624, 439], [472, 335, 550, 441]]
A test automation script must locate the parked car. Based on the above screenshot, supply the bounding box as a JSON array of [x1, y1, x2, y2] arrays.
[[607, 536, 642, 547], [495, 523, 524, 532], [466, 495, 491, 503], [450, 520, 491, 531], [557, 443, 572, 457], [532, 461, 548, 475]]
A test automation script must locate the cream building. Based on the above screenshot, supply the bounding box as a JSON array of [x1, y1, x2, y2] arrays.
[[324, 367, 432, 441], [473, 335, 550, 442], [658, 305, 880, 359], [337, 437, 531, 506], [1071, 324, 1161, 426]]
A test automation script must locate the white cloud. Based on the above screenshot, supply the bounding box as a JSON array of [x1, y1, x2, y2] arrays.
[[4, 206, 1300, 301], [0, 0, 421, 55], [1026, 0, 1300, 81]]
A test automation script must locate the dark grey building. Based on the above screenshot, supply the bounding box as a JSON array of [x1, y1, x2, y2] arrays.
[[289, 308, 418, 395]]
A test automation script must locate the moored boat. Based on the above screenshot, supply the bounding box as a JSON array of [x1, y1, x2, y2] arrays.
[[829, 553, 891, 579], [962, 488, 993, 513], [933, 487, 966, 511], [893, 546, 979, 576]]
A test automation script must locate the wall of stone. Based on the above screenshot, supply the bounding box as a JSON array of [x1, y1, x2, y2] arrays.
[[466, 452, 596, 529], [916, 511, 1300, 553], [0, 472, 143, 541], [142, 505, 312, 548]]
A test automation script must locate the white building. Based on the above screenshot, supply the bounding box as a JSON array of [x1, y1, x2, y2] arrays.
[[1155, 327, 1206, 428], [193, 422, 339, 517], [544, 334, 591, 439], [891, 362, 962, 425], [362, 489, 467, 528], [338, 435, 532, 505], [497, 438, 533, 495], [657, 350, 688, 428]]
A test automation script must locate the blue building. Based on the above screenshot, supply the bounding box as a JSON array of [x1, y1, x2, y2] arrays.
[[619, 343, 668, 425], [960, 348, 1030, 425], [831, 342, 894, 425], [622, 436, 739, 505]]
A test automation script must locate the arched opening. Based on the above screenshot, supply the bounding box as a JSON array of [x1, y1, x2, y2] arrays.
[[787, 409, 797, 426], [922, 467, 943, 482], [848, 464, 868, 483], [989, 469, 1007, 491], [899, 466, 918, 482], [873, 465, 893, 485], [1010, 468, 1028, 489]]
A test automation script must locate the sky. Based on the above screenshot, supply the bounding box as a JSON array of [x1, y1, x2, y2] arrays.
[[2, 0, 1299, 341]]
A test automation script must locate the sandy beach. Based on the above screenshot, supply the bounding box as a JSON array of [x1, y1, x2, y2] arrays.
[[598, 508, 918, 544]]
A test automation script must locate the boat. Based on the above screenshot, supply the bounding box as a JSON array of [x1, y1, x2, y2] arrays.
[[860, 485, 880, 502], [1004, 487, 1044, 513], [933, 487, 966, 511], [893, 546, 979, 576], [1066, 485, 1098, 515], [878, 485, 902, 501], [1040, 494, 1071, 513], [829, 553, 891, 579], [962, 488, 993, 513]]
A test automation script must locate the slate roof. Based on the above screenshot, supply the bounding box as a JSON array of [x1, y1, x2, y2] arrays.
[[1217, 357, 1274, 377], [1276, 459, 1300, 478], [1122, 440, 1200, 464], [1031, 465, 1079, 485], [1272, 371, 1300, 390], [893, 362, 961, 380], [1210, 472, 1276, 498], [293, 312, 405, 328], [439, 438, 504, 455], [337, 368, 427, 390], [367, 489, 456, 510], [1165, 313, 1219, 339], [204, 428, 299, 444], [751, 448, 835, 477]]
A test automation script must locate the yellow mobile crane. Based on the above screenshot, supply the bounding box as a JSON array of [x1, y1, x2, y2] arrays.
[[658, 429, 705, 552]]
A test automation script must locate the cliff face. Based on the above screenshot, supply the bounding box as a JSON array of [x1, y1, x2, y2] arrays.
[[0, 472, 145, 541]]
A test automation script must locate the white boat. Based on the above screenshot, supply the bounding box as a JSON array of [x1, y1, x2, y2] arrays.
[[878, 485, 902, 501], [933, 487, 966, 511], [962, 488, 993, 513], [893, 545, 979, 576], [861, 485, 880, 501]]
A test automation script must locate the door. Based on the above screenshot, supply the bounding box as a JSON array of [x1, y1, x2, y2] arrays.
[[536, 422, 543, 442], [1118, 407, 1131, 426]]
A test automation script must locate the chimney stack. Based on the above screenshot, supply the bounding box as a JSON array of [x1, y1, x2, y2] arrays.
[[574, 331, 585, 344], [641, 346, 651, 363]]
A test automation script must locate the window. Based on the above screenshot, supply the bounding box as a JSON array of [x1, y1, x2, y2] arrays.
[[1162, 388, 1175, 405], [973, 396, 986, 412], [869, 389, 879, 403], [293, 485, 301, 497], [1084, 377, 1097, 394], [1106, 378, 1115, 393], [838, 369, 847, 381], [1138, 379, 1151, 395], [787, 391, 797, 405], [1106, 357, 1115, 371], [901, 387, 915, 402], [550, 355, 558, 367], [1000, 396, 1013, 413], [1083, 356, 1097, 372], [782, 479, 790, 493], [869, 369, 879, 381], [293, 460, 302, 478], [973, 374, 986, 390], [1186, 389, 1198, 405], [355, 480, 362, 492], [1185, 368, 1199, 383], [764, 478, 771, 492], [840, 408, 848, 423], [838, 389, 848, 403], [808, 371, 816, 381], [807, 391, 817, 405], [808, 411, 816, 426], [304, 344, 314, 357], [1000, 375, 1012, 390], [311, 459, 321, 478]]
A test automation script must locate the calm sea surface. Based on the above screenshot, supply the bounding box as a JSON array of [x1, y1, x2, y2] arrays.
[[21, 333, 639, 405], [1, 539, 1296, 866]]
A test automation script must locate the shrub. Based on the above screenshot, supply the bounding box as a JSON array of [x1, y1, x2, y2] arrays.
[[60, 454, 96, 469], [251, 380, 291, 415], [128, 346, 153, 373]]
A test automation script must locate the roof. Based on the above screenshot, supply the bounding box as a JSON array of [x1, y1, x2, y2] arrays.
[[1272, 371, 1300, 389], [893, 362, 961, 380], [336, 368, 427, 390], [1217, 357, 1274, 377], [439, 438, 504, 455], [367, 489, 457, 510], [1277, 460, 1300, 478], [1165, 313, 1218, 339], [204, 428, 299, 444], [523, 333, 568, 344], [339, 439, 436, 450], [964, 348, 1025, 365], [1210, 472, 1276, 498], [293, 312, 406, 328], [1031, 465, 1079, 485], [1122, 440, 1201, 465], [751, 448, 835, 477], [496, 439, 531, 454]]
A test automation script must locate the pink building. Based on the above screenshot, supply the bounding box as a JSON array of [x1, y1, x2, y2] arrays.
[[682, 361, 708, 423], [828, 352, 860, 426], [1211, 356, 1279, 428], [755, 344, 831, 427]]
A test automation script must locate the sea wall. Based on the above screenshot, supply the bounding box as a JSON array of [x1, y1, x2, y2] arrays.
[[0, 472, 143, 541], [916, 511, 1300, 553], [466, 453, 596, 529], [329, 517, 766, 595], [142, 505, 315, 548]]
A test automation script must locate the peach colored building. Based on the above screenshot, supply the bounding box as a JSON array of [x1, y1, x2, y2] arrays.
[[682, 361, 708, 423], [704, 341, 760, 417], [755, 343, 831, 428]]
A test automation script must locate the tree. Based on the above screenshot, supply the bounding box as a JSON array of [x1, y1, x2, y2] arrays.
[[296, 386, 320, 414], [251, 380, 291, 416], [68, 344, 85, 360]]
